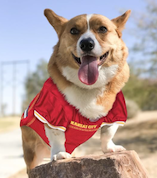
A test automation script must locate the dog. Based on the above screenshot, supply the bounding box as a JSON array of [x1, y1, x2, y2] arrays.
[[20, 9, 131, 173]]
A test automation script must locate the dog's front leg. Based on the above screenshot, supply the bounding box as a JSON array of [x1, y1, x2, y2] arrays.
[[45, 125, 71, 161], [101, 124, 126, 153]]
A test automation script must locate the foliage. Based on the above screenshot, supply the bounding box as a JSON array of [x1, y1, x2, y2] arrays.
[[22, 59, 49, 110], [130, 0, 157, 78], [123, 73, 157, 111], [125, 99, 140, 118], [123, 0, 157, 111]]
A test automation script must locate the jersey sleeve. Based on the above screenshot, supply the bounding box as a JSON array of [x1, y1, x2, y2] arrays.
[[34, 86, 70, 132], [101, 91, 127, 127]]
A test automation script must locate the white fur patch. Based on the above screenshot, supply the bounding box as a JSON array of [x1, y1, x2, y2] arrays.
[[62, 64, 118, 119], [62, 64, 118, 89], [77, 30, 102, 57], [61, 14, 119, 119], [76, 14, 102, 57], [63, 85, 106, 120], [86, 14, 93, 29], [45, 126, 66, 160]]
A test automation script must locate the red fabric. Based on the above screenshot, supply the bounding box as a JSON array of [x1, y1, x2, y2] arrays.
[[20, 78, 127, 154]]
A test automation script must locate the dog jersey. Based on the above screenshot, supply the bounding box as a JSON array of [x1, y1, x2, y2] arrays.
[[20, 78, 127, 154]]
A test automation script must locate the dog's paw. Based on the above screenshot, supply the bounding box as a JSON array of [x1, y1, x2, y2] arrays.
[[107, 144, 126, 153], [102, 140, 126, 153], [53, 152, 72, 161]]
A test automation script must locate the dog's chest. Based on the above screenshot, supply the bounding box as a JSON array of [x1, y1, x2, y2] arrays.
[[63, 86, 107, 120]]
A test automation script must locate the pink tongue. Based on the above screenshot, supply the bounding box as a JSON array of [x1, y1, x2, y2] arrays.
[[78, 56, 99, 85]]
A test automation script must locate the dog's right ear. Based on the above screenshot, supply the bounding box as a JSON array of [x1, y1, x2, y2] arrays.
[[44, 9, 68, 37]]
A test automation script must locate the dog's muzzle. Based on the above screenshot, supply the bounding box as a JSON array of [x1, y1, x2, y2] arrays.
[[72, 50, 109, 85], [79, 38, 95, 52], [72, 37, 109, 85]]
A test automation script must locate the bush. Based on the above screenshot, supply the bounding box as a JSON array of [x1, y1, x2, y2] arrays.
[[123, 74, 157, 111], [22, 59, 48, 111], [125, 99, 140, 119]]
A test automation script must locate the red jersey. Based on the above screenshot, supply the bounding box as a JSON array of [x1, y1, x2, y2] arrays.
[[20, 78, 127, 154]]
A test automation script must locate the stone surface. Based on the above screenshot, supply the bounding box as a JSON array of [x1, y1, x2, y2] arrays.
[[29, 150, 148, 178]]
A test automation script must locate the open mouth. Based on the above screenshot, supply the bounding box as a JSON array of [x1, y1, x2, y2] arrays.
[[72, 53, 82, 65], [72, 51, 109, 66], [99, 51, 109, 66], [72, 51, 109, 85]]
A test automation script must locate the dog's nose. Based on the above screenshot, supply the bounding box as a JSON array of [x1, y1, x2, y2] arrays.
[[79, 38, 95, 52]]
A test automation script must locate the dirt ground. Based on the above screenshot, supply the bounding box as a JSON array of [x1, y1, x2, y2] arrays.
[[8, 111, 157, 178], [0, 117, 20, 133], [115, 111, 157, 177], [8, 169, 27, 178]]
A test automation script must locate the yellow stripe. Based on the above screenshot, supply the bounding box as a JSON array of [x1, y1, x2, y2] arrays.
[[101, 121, 125, 126], [69, 125, 98, 132], [35, 111, 46, 122], [34, 111, 66, 131], [116, 122, 125, 125]]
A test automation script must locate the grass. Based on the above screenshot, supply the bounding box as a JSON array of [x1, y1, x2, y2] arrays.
[[0, 116, 20, 133]]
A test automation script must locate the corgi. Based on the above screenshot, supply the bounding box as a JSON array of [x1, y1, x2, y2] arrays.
[[20, 9, 131, 173]]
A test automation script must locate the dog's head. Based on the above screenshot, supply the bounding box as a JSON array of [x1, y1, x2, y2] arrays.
[[45, 9, 131, 89]]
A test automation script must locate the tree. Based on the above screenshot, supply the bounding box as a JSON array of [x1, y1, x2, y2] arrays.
[[22, 59, 49, 110], [123, 74, 157, 110], [123, 0, 157, 111], [131, 0, 157, 78]]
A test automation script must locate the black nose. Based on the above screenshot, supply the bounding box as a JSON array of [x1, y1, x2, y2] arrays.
[[79, 38, 95, 52]]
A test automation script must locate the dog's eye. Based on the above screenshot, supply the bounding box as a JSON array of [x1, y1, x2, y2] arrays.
[[98, 26, 108, 33], [70, 28, 80, 35]]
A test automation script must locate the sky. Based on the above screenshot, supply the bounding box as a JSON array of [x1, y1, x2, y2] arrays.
[[0, 0, 147, 116]]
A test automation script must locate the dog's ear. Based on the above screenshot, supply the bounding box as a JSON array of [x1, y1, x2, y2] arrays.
[[44, 9, 68, 37], [111, 10, 131, 38]]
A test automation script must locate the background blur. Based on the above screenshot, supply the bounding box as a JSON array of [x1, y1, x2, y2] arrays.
[[0, 0, 157, 178]]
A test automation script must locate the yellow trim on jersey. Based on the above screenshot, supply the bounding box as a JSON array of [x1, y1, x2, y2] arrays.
[[101, 121, 125, 127], [34, 110, 66, 131]]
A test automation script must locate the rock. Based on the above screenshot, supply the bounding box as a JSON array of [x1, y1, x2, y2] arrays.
[[29, 150, 148, 178]]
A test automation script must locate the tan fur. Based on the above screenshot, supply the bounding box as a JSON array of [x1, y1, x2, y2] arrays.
[[112, 10, 131, 37], [97, 62, 129, 112], [21, 126, 50, 173], [22, 9, 131, 172], [44, 9, 68, 37], [96, 40, 129, 112], [48, 44, 72, 91], [46, 9, 130, 114]]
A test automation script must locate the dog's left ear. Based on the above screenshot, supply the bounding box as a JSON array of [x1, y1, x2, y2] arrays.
[[112, 10, 131, 38], [44, 9, 68, 37]]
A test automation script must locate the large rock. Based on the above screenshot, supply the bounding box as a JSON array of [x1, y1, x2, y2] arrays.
[[29, 150, 148, 178]]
